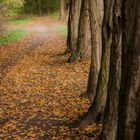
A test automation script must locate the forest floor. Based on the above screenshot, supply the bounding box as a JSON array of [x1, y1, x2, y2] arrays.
[[0, 17, 100, 140]]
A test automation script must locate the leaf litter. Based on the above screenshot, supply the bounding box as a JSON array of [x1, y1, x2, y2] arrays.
[[0, 17, 100, 140]]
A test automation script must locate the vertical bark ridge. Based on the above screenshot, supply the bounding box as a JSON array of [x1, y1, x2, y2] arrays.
[[100, 0, 122, 139]]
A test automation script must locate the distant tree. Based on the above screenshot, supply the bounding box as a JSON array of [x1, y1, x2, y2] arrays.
[[24, 0, 60, 15], [67, 0, 90, 63], [86, 0, 103, 97], [66, 0, 82, 54], [37, 0, 42, 16], [0, 0, 7, 36], [4, 0, 24, 18], [60, 0, 65, 20]]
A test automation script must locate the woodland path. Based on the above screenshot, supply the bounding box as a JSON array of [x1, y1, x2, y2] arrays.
[[0, 17, 99, 140]]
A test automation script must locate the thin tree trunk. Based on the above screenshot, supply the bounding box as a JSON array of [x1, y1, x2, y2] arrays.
[[100, 0, 122, 139], [60, 0, 65, 21], [38, 0, 42, 16], [67, 0, 90, 62], [0, 1, 7, 37]]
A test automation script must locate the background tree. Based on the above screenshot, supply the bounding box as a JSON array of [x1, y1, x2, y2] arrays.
[[86, 0, 103, 97], [37, 0, 42, 16], [67, 0, 90, 63], [66, 0, 81, 54], [24, 0, 60, 15], [60, 0, 69, 21], [60, 0, 65, 20], [3, 0, 24, 18], [0, 0, 8, 36]]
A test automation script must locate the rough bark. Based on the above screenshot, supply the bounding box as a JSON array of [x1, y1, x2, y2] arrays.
[[68, 0, 90, 62], [86, 0, 103, 97], [87, 0, 112, 121], [100, 0, 122, 139], [60, 0, 65, 21], [117, 0, 140, 139], [66, 0, 81, 54], [79, 0, 114, 126], [135, 105, 140, 140]]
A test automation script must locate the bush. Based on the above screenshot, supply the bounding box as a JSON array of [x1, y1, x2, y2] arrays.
[[10, 18, 31, 25], [4, 0, 24, 18]]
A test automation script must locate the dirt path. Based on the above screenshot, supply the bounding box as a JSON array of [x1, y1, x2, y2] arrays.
[[0, 18, 99, 140]]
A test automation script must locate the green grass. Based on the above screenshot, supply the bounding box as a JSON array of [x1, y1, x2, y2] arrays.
[[55, 25, 67, 35], [49, 12, 59, 20], [0, 29, 27, 45], [10, 18, 31, 24]]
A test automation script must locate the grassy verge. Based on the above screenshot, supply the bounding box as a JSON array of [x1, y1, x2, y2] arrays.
[[10, 18, 31, 25], [55, 25, 67, 35], [0, 29, 27, 45], [49, 12, 59, 20]]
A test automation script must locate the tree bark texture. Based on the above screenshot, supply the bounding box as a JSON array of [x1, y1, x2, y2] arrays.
[[117, 0, 140, 139], [79, 0, 114, 126], [68, 0, 90, 62], [100, 0, 122, 139], [66, 0, 81, 53], [60, 0, 65, 21], [86, 0, 103, 97]]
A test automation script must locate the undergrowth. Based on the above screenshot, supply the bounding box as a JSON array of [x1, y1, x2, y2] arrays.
[[49, 12, 59, 20], [55, 25, 67, 35], [0, 29, 27, 45], [10, 18, 31, 24]]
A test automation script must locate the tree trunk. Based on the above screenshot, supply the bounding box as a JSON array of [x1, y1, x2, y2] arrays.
[[86, 0, 103, 97], [135, 107, 140, 140], [60, 0, 65, 21], [38, 0, 42, 16], [79, 0, 114, 126], [0, 1, 7, 37], [35, 0, 42, 15], [67, 0, 90, 63], [117, 0, 140, 139], [100, 0, 122, 139], [66, 0, 81, 54], [99, 0, 140, 140]]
